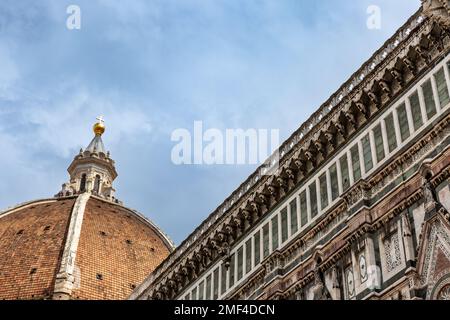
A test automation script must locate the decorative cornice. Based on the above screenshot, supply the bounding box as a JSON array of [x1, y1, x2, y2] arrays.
[[68, 150, 117, 179], [273, 130, 450, 296], [231, 113, 450, 298], [134, 8, 450, 300]]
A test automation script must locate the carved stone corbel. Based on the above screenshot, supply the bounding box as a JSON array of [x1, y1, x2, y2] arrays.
[[344, 112, 357, 129], [390, 68, 404, 86], [154, 291, 163, 300], [415, 45, 431, 64], [225, 224, 235, 242], [285, 167, 296, 183], [201, 246, 212, 266], [293, 158, 307, 178], [167, 279, 177, 297], [249, 200, 261, 220], [367, 91, 380, 107], [355, 101, 369, 119], [232, 216, 243, 237], [240, 208, 252, 230], [334, 122, 346, 137], [324, 129, 335, 146], [181, 266, 191, 283], [276, 176, 288, 195], [257, 192, 269, 213], [267, 184, 279, 201], [304, 150, 314, 162], [402, 57, 417, 75], [187, 259, 198, 279], [314, 140, 325, 159]]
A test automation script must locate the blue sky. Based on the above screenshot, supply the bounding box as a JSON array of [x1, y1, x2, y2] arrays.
[[0, 0, 420, 244]]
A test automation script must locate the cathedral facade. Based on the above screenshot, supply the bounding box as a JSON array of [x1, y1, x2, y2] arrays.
[[0, 121, 174, 300], [131, 1, 450, 300]]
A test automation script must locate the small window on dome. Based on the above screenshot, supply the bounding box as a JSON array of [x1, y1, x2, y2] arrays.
[[16, 229, 24, 235], [30, 268, 37, 275], [96, 273, 103, 280], [126, 239, 132, 245], [43, 226, 51, 231]]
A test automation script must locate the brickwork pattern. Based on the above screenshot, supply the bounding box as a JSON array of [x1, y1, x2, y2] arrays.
[[71, 197, 171, 300], [0, 199, 75, 299]]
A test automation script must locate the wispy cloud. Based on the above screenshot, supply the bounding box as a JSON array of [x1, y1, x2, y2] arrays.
[[0, 0, 421, 243]]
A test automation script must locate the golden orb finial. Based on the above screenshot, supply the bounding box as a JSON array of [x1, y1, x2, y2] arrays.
[[93, 116, 105, 135]]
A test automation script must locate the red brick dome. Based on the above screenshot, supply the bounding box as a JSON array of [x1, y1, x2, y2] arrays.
[[0, 195, 174, 300], [0, 119, 174, 300]]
